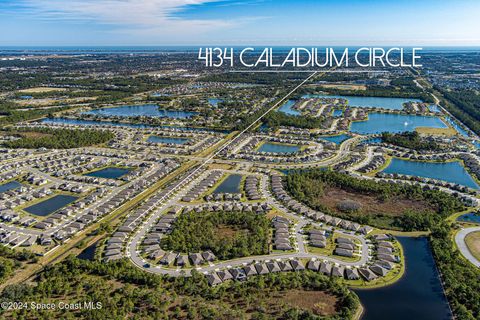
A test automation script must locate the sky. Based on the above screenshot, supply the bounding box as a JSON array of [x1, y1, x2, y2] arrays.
[[0, 0, 479, 46]]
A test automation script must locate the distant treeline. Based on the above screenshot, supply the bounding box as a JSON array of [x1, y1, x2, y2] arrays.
[[300, 76, 434, 103], [0, 102, 71, 125], [438, 89, 480, 135], [199, 72, 306, 85], [303, 87, 434, 103], [3, 127, 114, 149]]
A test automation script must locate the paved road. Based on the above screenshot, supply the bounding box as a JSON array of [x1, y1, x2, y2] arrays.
[[455, 227, 480, 268], [272, 135, 362, 169]]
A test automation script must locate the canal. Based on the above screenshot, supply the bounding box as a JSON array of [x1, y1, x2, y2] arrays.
[[355, 237, 451, 320]]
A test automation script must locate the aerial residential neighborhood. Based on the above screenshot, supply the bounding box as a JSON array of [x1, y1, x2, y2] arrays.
[[0, 1, 479, 320]]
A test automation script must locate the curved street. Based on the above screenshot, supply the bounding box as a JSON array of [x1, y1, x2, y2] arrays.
[[455, 227, 480, 268]]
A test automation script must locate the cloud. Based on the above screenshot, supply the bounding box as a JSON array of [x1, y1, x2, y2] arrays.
[[13, 0, 235, 36]]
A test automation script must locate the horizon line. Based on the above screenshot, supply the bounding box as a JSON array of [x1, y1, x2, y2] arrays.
[[1, 45, 480, 48]]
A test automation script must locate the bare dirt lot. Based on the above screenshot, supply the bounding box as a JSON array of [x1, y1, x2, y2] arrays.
[[318, 186, 432, 217], [216, 224, 248, 240]]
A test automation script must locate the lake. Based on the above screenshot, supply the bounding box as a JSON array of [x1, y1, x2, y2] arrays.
[[83, 104, 197, 118], [333, 109, 343, 117], [278, 100, 301, 116], [350, 113, 447, 135], [258, 142, 300, 154], [208, 98, 223, 107], [24, 194, 78, 217], [382, 158, 479, 189], [303, 94, 421, 110], [320, 134, 351, 144], [360, 137, 382, 145], [355, 237, 451, 320], [147, 136, 189, 144], [457, 212, 480, 224], [0, 181, 22, 193], [213, 174, 242, 194], [84, 167, 131, 179]]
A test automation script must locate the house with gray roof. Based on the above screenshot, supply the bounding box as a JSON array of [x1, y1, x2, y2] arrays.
[[335, 247, 354, 257], [206, 273, 222, 286], [278, 261, 293, 272], [358, 268, 378, 281], [370, 264, 389, 277], [319, 262, 332, 275], [202, 251, 216, 262], [345, 268, 360, 280], [332, 265, 345, 277], [243, 265, 258, 276], [255, 263, 270, 275], [189, 253, 204, 265], [266, 261, 281, 273], [307, 260, 320, 271], [176, 255, 188, 266], [230, 268, 247, 281], [290, 259, 305, 271], [217, 270, 233, 282], [159, 252, 177, 265]]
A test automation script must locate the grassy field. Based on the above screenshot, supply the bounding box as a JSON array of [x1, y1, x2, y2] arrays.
[[320, 83, 367, 91], [465, 231, 480, 261], [416, 126, 457, 136], [278, 289, 339, 316], [206, 163, 232, 170], [14, 97, 97, 106]]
